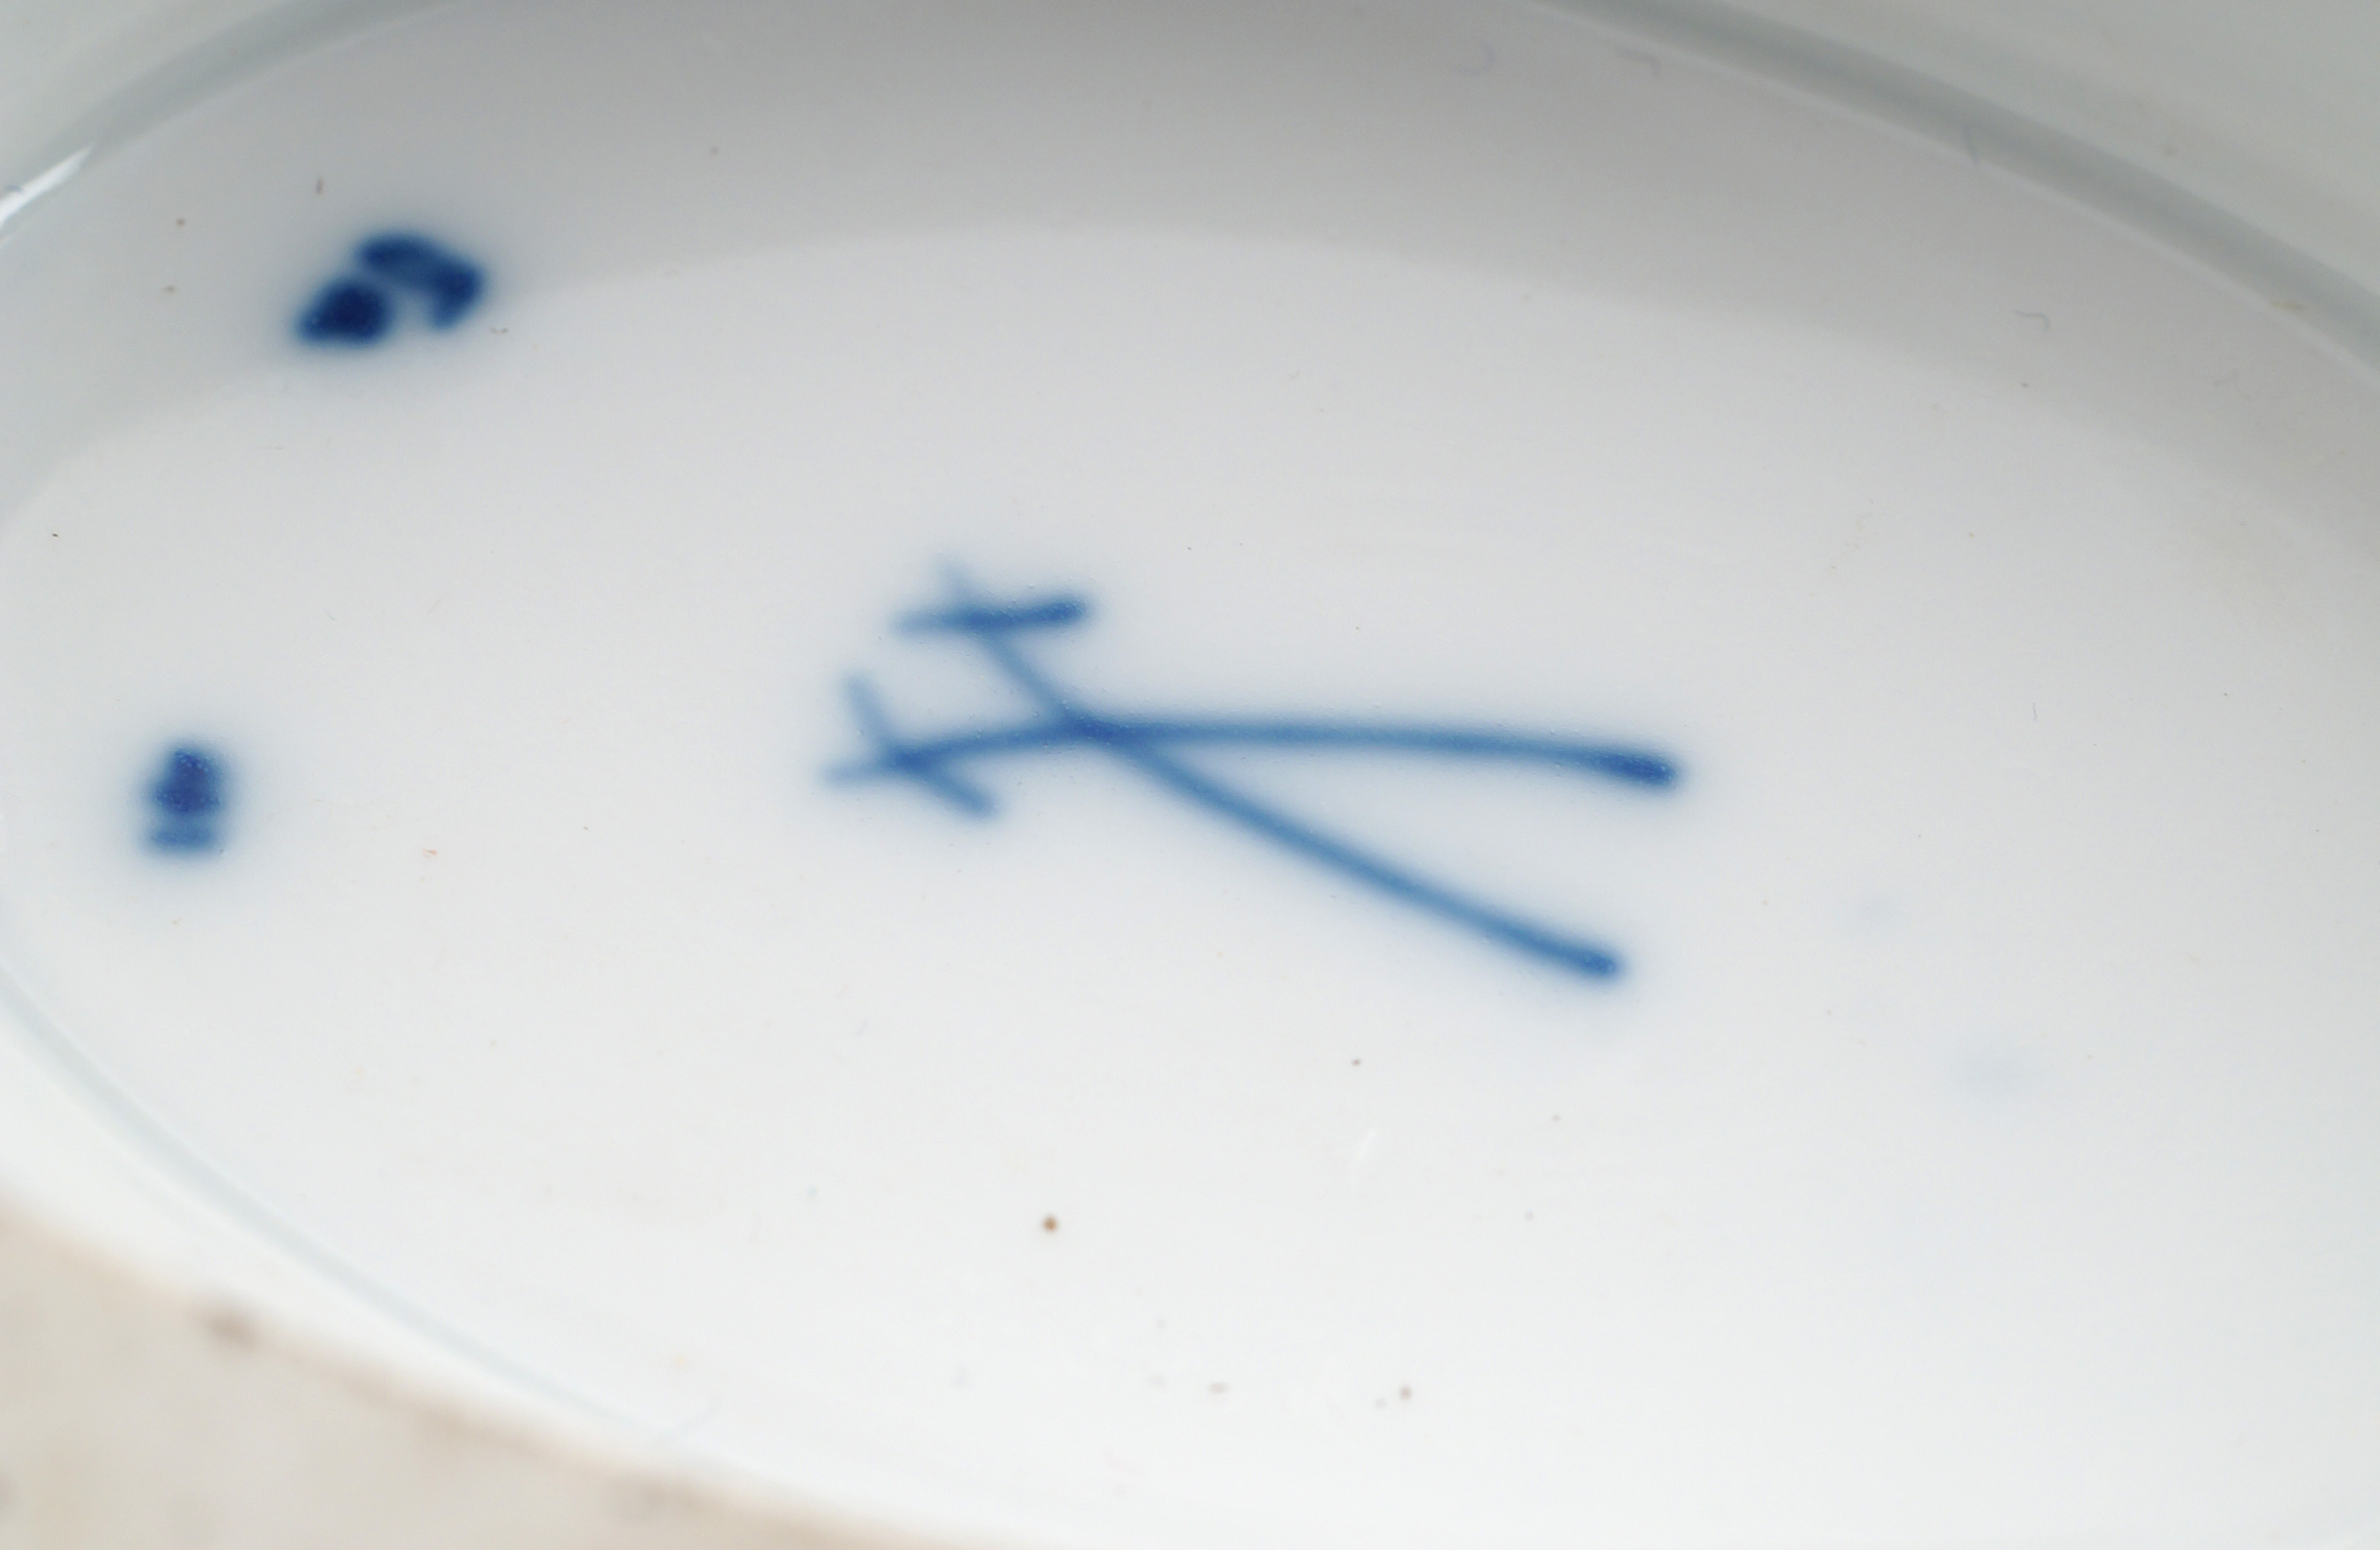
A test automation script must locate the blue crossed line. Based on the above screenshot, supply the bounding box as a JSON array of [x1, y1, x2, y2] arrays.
[[828, 571, 1680, 979]]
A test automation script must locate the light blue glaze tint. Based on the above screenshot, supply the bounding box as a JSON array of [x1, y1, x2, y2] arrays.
[[147, 744, 227, 854], [830, 570, 1680, 979], [298, 233, 485, 345]]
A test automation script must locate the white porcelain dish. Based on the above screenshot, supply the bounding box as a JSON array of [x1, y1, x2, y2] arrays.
[[1, 3, 2377, 1547]]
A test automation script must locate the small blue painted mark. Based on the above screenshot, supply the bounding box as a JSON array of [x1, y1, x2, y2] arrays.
[[358, 234, 484, 325], [297, 232, 485, 346], [297, 279, 390, 344], [148, 745, 227, 854], [831, 569, 1682, 980]]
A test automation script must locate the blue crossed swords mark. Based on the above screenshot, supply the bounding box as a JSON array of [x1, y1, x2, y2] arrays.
[[828, 571, 1680, 979]]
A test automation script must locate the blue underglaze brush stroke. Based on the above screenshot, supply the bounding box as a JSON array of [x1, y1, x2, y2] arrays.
[[356, 234, 484, 326], [298, 232, 485, 346], [839, 713, 1676, 790], [296, 279, 390, 345], [147, 744, 226, 854], [831, 571, 1680, 979]]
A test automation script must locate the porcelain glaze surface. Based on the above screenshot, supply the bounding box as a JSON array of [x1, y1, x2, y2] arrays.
[[1, 2, 2377, 1547]]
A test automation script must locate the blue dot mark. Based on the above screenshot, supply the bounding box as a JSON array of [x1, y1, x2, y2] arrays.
[[296, 232, 485, 347], [297, 279, 390, 344], [358, 234, 484, 326], [148, 746, 227, 855]]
